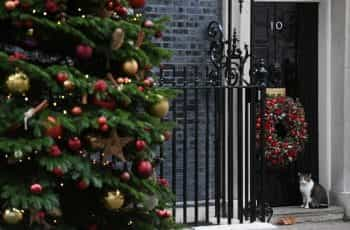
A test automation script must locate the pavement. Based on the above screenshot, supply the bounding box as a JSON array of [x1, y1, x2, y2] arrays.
[[277, 221, 350, 230]]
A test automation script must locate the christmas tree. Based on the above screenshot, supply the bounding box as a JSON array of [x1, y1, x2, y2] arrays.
[[0, 0, 176, 229]]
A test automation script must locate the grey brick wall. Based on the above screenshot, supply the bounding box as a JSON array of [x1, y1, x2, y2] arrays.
[[146, 0, 222, 65], [146, 0, 222, 202]]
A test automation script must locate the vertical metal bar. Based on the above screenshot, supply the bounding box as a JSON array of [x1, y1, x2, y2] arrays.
[[171, 66, 177, 220], [215, 86, 221, 225], [194, 66, 199, 225], [238, 87, 244, 223], [259, 88, 267, 222], [245, 89, 250, 220], [228, 87, 234, 224], [250, 88, 257, 222], [221, 88, 227, 218], [205, 74, 210, 224], [183, 67, 188, 224]]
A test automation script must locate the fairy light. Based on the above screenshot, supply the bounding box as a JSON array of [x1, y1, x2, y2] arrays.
[[43, 12, 47, 16], [32, 9, 37, 14], [27, 157, 31, 160], [60, 183, 64, 187], [63, 110, 67, 115], [53, 102, 57, 107], [85, 74, 89, 79], [5, 154, 8, 158], [24, 97, 29, 101], [81, 15, 86, 18], [53, 219, 57, 224], [77, 8, 82, 12], [57, 21, 61, 25]]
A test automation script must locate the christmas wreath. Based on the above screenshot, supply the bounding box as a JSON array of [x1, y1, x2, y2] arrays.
[[256, 96, 308, 167]]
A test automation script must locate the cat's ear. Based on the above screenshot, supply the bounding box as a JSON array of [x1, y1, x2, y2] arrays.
[[298, 172, 301, 177], [308, 173, 312, 178]]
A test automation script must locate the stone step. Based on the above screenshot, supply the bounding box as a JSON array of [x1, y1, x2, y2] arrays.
[[271, 206, 345, 224]]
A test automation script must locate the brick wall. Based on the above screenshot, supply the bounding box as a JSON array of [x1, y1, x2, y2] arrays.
[[146, 0, 222, 65], [146, 1, 222, 202]]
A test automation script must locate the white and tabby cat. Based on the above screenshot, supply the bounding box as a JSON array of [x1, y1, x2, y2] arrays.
[[298, 173, 328, 209]]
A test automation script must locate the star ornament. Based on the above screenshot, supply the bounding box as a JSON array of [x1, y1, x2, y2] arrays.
[[86, 129, 133, 162]]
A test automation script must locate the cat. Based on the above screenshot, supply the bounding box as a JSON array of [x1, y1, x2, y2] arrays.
[[298, 173, 328, 209]]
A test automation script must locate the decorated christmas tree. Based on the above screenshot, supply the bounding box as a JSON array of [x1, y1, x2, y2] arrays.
[[0, 0, 176, 229]]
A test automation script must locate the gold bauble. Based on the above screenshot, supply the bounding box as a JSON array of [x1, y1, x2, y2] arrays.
[[6, 72, 30, 94], [2, 208, 23, 224], [122, 59, 139, 76], [148, 96, 170, 118], [63, 80, 75, 91], [104, 190, 125, 211]]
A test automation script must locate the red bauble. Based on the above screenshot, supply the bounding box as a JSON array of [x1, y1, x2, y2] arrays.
[[143, 79, 153, 88], [158, 177, 169, 187], [92, 97, 116, 110], [76, 44, 93, 60], [4, 1, 16, 11], [36, 211, 46, 219], [30, 183, 43, 194], [46, 0, 59, 13], [94, 80, 108, 92], [52, 167, 64, 177], [138, 86, 145, 92], [135, 140, 146, 151], [88, 224, 98, 230], [77, 180, 89, 190], [50, 145, 62, 157], [100, 124, 109, 132], [71, 106, 83, 116], [120, 171, 131, 182], [106, 0, 114, 10], [143, 20, 154, 28], [116, 6, 128, 16], [56, 72, 69, 83], [97, 116, 107, 125], [68, 137, 82, 151], [45, 116, 63, 139], [156, 210, 171, 218], [128, 0, 146, 8], [136, 160, 153, 178]]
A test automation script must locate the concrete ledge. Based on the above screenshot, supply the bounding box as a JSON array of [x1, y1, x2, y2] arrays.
[[192, 223, 277, 230]]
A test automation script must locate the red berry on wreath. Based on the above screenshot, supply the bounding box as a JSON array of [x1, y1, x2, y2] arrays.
[[136, 160, 153, 178], [56, 72, 69, 83], [128, 0, 146, 8], [94, 80, 108, 92], [30, 183, 43, 194], [68, 137, 82, 151], [100, 124, 109, 132], [71, 106, 83, 116], [50, 145, 62, 157], [46, 0, 59, 13], [135, 140, 146, 151], [52, 167, 64, 177], [97, 116, 107, 125], [120, 171, 131, 182], [76, 44, 93, 60], [77, 180, 89, 190]]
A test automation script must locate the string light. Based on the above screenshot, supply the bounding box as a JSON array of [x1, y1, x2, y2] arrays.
[[53, 102, 57, 107], [85, 74, 89, 79], [60, 183, 64, 187], [43, 12, 47, 16], [24, 97, 29, 101], [63, 110, 67, 115], [32, 9, 37, 14]]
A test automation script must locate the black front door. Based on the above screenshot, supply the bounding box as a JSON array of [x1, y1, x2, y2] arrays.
[[252, 2, 319, 206]]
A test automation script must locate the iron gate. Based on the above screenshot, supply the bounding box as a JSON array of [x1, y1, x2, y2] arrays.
[[155, 20, 272, 226]]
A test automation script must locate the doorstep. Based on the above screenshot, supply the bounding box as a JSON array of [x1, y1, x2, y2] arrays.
[[271, 206, 345, 224]]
